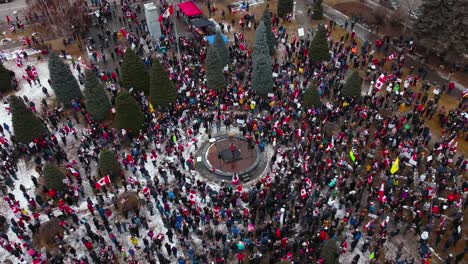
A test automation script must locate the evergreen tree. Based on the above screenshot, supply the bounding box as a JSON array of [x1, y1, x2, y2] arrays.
[[83, 70, 111, 122], [321, 239, 339, 264], [121, 49, 150, 94], [213, 31, 229, 66], [252, 21, 273, 96], [308, 26, 330, 64], [9, 96, 47, 144], [414, 0, 468, 60], [114, 90, 144, 135], [342, 71, 362, 97], [43, 162, 66, 191], [262, 9, 276, 55], [303, 85, 322, 108], [150, 60, 177, 108], [277, 0, 293, 18], [48, 52, 82, 106], [0, 63, 16, 93], [205, 45, 226, 90], [313, 0, 323, 20], [98, 149, 122, 181]]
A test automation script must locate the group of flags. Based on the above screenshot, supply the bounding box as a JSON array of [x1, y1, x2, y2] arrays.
[[158, 5, 174, 22]]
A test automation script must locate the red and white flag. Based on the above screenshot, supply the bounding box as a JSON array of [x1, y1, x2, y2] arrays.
[[213, 206, 220, 218], [236, 185, 243, 193], [158, 5, 174, 22], [378, 181, 387, 203], [188, 190, 197, 205], [301, 188, 307, 199], [69, 168, 80, 177], [387, 53, 397, 61], [95, 175, 111, 189], [374, 74, 387, 92]]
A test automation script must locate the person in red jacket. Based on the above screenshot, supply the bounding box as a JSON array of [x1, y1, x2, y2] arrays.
[[236, 252, 244, 264]]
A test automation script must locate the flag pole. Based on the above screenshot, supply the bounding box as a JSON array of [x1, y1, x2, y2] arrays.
[[171, 2, 183, 72]]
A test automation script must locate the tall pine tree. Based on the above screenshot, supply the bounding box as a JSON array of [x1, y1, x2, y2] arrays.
[[303, 85, 322, 108], [43, 162, 66, 191], [114, 90, 144, 135], [308, 26, 330, 64], [83, 70, 111, 122], [205, 45, 226, 90], [414, 0, 468, 60], [342, 71, 362, 97], [121, 49, 150, 94], [252, 21, 273, 96], [0, 63, 16, 93], [213, 31, 229, 66], [150, 60, 177, 108], [313, 0, 323, 20], [48, 52, 82, 106], [321, 239, 339, 264], [98, 149, 122, 181], [277, 0, 293, 18], [10, 96, 47, 144], [262, 9, 276, 55]]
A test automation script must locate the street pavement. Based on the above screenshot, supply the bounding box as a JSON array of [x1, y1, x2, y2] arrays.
[[0, 0, 27, 25]]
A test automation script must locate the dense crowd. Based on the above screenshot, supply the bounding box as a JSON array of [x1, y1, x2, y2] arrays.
[[0, 0, 466, 263]]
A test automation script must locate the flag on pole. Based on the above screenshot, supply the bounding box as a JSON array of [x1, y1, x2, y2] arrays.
[[158, 5, 174, 22], [390, 157, 399, 174], [349, 150, 356, 162], [95, 175, 111, 189]]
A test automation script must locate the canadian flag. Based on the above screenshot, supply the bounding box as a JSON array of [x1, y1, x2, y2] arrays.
[[448, 137, 458, 153], [304, 177, 312, 188], [232, 173, 240, 185], [301, 188, 308, 199], [374, 74, 387, 92], [188, 190, 197, 205], [158, 5, 174, 22], [387, 53, 397, 61], [265, 175, 272, 186], [95, 175, 111, 189], [380, 216, 390, 228]]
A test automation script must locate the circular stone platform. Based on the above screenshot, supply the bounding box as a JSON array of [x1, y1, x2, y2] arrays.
[[196, 134, 267, 182]]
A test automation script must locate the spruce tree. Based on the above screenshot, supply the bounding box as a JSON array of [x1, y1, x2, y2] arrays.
[[0, 63, 15, 93], [150, 60, 177, 108], [313, 0, 323, 20], [10, 96, 47, 144], [43, 162, 66, 191], [252, 21, 273, 96], [308, 26, 330, 64], [205, 45, 226, 90], [303, 85, 322, 108], [321, 239, 339, 264], [262, 9, 276, 55], [277, 0, 293, 18], [342, 71, 362, 97], [83, 70, 111, 122], [98, 149, 122, 181], [114, 90, 144, 135], [213, 31, 229, 66], [48, 52, 82, 106], [121, 49, 150, 94]]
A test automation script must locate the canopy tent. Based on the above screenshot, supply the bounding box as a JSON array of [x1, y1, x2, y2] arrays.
[[206, 34, 229, 45], [178, 1, 203, 17], [190, 17, 212, 28]]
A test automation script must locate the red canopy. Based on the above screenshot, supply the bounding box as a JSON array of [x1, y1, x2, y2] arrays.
[[178, 1, 202, 17]]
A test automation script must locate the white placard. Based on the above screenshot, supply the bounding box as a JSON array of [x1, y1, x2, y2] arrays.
[[427, 155, 433, 161], [298, 28, 305, 37], [272, 72, 278, 77], [196, 157, 202, 162], [268, 93, 274, 97]]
